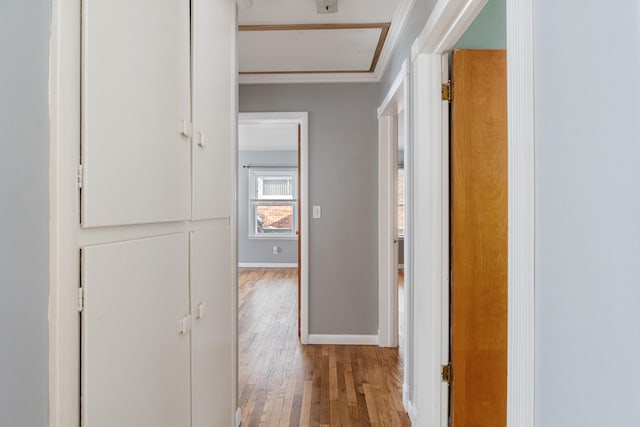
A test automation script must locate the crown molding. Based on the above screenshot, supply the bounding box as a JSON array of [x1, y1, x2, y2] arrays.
[[411, 0, 487, 58], [239, 72, 380, 84], [373, 0, 416, 80]]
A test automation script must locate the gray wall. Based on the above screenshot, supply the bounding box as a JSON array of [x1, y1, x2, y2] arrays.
[[534, 2, 640, 426], [0, 1, 50, 425], [238, 151, 299, 265], [240, 84, 379, 335], [379, 0, 438, 101]]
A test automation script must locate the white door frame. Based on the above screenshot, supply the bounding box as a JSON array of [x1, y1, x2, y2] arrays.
[[378, 61, 412, 411], [238, 112, 310, 344], [49, 1, 82, 425], [406, 0, 535, 426]]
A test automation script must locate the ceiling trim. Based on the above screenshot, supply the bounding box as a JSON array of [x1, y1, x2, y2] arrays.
[[239, 72, 380, 84], [239, 23, 390, 75], [239, 22, 388, 32], [238, 0, 416, 84], [373, 0, 416, 80]]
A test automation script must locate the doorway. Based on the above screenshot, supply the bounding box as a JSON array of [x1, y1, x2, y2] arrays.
[[377, 59, 412, 411], [406, 0, 525, 423], [237, 112, 309, 341]]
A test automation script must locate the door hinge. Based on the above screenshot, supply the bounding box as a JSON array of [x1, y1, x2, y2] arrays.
[[441, 81, 452, 102], [77, 164, 84, 189], [77, 287, 84, 312], [441, 363, 453, 383]]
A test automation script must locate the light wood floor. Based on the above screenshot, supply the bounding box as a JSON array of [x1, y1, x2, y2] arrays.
[[239, 268, 410, 426]]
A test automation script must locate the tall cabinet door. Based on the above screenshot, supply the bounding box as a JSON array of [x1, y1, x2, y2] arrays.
[[190, 227, 234, 427], [81, 233, 191, 427], [191, 0, 236, 220], [81, 0, 191, 227]]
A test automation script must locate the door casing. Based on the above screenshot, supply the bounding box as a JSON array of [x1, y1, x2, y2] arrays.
[[380, 0, 536, 425], [238, 112, 310, 343]]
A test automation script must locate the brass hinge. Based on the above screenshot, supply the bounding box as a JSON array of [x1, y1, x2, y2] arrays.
[[441, 81, 452, 102], [441, 363, 453, 383]]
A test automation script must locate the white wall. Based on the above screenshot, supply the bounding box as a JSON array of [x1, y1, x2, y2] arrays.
[[534, 2, 640, 426], [0, 1, 50, 425]]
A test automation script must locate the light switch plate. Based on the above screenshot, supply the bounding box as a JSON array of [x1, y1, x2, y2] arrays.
[[313, 205, 322, 219]]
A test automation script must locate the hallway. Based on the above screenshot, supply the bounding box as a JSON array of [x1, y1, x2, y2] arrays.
[[238, 268, 410, 426]]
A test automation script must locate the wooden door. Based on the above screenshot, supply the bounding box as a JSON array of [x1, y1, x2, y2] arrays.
[[81, 234, 191, 427], [450, 49, 508, 427], [190, 227, 233, 427], [191, 0, 235, 220], [81, 0, 191, 227]]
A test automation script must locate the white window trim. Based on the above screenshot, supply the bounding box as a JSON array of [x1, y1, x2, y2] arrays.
[[248, 168, 298, 240]]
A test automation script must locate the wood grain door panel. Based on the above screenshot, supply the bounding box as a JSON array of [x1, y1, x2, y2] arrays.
[[451, 49, 508, 427]]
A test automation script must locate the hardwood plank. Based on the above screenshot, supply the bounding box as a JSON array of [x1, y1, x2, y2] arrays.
[[299, 380, 313, 427], [238, 268, 410, 426]]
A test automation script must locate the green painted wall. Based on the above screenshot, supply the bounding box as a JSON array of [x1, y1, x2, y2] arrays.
[[454, 0, 506, 49]]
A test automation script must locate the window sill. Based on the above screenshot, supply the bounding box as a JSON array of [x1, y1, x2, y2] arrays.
[[248, 235, 298, 241]]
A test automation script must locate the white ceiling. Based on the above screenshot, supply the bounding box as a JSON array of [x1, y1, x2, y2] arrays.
[[238, 0, 412, 83], [238, 123, 299, 151], [239, 27, 383, 73], [239, 0, 399, 25]]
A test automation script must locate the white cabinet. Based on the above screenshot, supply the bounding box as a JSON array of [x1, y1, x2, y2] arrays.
[[81, 229, 234, 427], [81, 0, 236, 227], [77, 0, 237, 426], [192, 0, 236, 220], [81, 234, 192, 427], [190, 227, 233, 427], [81, 0, 192, 227]]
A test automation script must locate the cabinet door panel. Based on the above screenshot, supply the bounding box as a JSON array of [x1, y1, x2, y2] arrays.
[[191, 227, 234, 427], [82, 0, 191, 227], [81, 233, 191, 427], [192, 0, 235, 220]]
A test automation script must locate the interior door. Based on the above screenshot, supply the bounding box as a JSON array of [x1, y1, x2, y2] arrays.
[[191, 0, 235, 220], [190, 227, 233, 427], [81, 233, 191, 427], [450, 49, 508, 427], [81, 0, 191, 227]]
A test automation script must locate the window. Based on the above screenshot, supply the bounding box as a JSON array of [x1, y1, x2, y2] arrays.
[[398, 168, 405, 237], [249, 168, 298, 238]]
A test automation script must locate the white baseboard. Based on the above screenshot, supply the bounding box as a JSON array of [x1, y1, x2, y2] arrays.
[[238, 262, 298, 268], [403, 383, 409, 409], [398, 264, 405, 269], [307, 334, 379, 345], [406, 399, 418, 424], [235, 407, 242, 427]]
